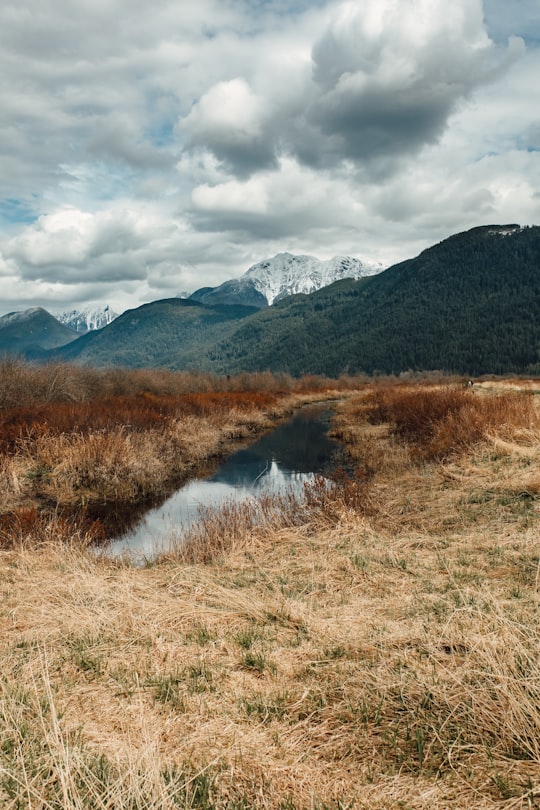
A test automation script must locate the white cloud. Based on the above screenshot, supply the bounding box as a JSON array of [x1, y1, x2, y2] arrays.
[[3, 206, 183, 293], [185, 79, 267, 140], [0, 0, 538, 315], [183, 0, 522, 175], [181, 78, 277, 175]]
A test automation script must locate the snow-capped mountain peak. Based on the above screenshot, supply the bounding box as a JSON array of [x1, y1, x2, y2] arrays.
[[56, 304, 118, 334], [188, 251, 386, 308], [244, 252, 385, 305]]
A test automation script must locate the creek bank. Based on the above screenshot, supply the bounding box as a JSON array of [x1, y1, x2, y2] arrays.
[[107, 402, 350, 558], [0, 392, 350, 546]]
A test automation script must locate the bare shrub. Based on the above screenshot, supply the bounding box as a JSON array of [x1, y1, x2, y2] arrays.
[[364, 385, 535, 459], [0, 508, 102, 549]]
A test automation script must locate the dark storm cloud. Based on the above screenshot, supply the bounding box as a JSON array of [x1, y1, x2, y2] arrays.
[[305, 2, 494, 164], [301, 1, 525, 170], [180, 77, 280, 177], [185, 133, 278, 179], [183, 1, 523, 177]]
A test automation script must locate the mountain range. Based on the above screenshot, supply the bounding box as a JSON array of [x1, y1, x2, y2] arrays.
[[56, 304, 119, 334], [188, 252, 383, 307], [0, 251, 379, 359], [2, 226, 540, 377]]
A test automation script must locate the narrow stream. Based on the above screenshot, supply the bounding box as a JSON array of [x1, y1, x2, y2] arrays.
[[105, 403, 340, 559]]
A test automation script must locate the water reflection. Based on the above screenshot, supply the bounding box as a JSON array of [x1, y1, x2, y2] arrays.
[[106, 404, 339, 559]]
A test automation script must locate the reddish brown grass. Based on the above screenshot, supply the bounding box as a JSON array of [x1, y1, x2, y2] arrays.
[[0, 391, 279, 452], [363, 385, 535, 459], [0, 359, 362, 413], [0, 507, 103, 548], [0, 361, 361, 536]]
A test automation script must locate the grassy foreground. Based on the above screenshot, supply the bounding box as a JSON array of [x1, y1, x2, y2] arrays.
[[1, 376, 540, 807]]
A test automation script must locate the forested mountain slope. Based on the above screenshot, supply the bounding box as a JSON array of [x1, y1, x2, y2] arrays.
[[50, 224, 540, 376], [210, 224, 540, 376], [51, 298, 258, 369]]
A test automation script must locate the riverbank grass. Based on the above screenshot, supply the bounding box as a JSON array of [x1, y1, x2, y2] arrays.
[[1, 381, 540, 807], [0, 360, 355, 519]]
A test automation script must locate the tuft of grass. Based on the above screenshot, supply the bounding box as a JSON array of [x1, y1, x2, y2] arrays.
[[185, 662, 216, 694], [240, 650, 277, 676], [150, 673, 186, 711], [233, 625, 263, 650]]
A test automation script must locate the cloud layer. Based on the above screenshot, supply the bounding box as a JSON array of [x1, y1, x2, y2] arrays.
[[0, 0, 539, 314]]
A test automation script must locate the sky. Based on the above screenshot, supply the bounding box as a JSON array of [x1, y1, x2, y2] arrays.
[[1, 0, 539, 316]]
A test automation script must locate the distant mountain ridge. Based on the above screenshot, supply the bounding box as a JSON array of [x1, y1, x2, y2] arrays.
[[189, 252, 384, 307], [0, 307, 44, 328], [0, 307, 79, 355], [47, 298, 259, 369], [56, 304, 118, 334], [4, 225, 540, 377]]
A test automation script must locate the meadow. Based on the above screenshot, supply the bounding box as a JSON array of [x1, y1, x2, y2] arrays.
[[0, 364, 539, 808]]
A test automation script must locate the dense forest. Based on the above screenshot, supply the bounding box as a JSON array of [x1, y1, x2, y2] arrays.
[[214, 224, 540, 376]]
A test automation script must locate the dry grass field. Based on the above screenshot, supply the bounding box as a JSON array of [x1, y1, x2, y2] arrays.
[[1, 369, 540, 808]]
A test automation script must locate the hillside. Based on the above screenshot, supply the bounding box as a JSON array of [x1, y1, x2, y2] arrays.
[[190, 278, 268, 309], [51, 298, 258, 369], [0, 307, 78, 355], [210, 224, 540, 376]]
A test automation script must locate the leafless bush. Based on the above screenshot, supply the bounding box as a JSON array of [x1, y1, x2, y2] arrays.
[[364, 385, 535, 459]]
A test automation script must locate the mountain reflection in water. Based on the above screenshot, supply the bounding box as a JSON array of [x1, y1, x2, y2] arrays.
[[106, 404, 339, 559]]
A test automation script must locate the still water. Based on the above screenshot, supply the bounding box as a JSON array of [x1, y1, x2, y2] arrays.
[[106, 403, 339, 559]]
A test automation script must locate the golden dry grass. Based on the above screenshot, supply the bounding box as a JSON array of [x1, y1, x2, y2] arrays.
[[1, 381, 540, 807]]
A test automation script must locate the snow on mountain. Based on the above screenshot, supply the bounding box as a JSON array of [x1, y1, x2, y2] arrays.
[[0, 307, 46, 328], [244, 252, 385, 305], [486, 224, 523, 237], [56, 304, 118, 333], [189, 252, 385, 308]]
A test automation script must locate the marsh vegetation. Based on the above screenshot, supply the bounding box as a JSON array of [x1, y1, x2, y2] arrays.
[[1, 364, 540, 807], [0, 360, 349, 541], [110, 403, 342, 558]]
